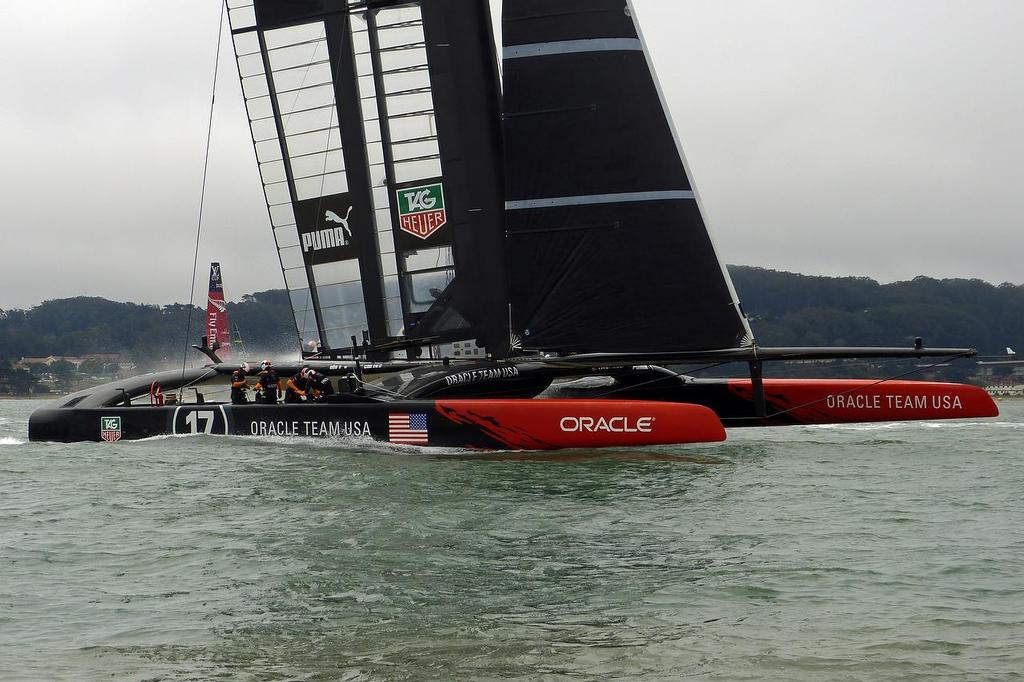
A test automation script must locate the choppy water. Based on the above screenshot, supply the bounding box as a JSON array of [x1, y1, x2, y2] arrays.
[[1, 398, 1022, 680]]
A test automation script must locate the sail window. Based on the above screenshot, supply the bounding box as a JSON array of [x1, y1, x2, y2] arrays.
[[294, 174, 347, 200], [241, 74, 270, 100], [283, 267, 308, 291], [406, 271, 454, 311], [264, 181, 290, 207], [237, 53, 267, 79], [320, 304, 369, 349], [245, 96, 276, 123], [311, 259, 360, 286], [232, 29, 260, 58], [404, 247, 454, 272], [268, 203, 296, 229], [289, 150, 346, 181], [248, 117, 278, 144], [258, 160, 287, 184], [278, 246, 304, 271], [274, 225, 300, 250], [316, 281, 365, 309], [270, 63, 334, 94], [227, 2, 256, 31], [289, 288, 319, 347]]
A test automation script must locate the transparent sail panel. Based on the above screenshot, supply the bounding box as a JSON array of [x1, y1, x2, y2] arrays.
[[227, 0, 256, 31], [312, 260, 367, 349], [375, 5, 448, 329], [356, 4, 457, 342], [375, 7, 442, 183]]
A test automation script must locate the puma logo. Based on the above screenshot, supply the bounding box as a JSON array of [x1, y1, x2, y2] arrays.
[[302, 205, 356, 253], [325, 206, 354, 239]]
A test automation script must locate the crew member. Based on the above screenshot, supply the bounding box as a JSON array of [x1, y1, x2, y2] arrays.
[[307, 369, 334, 402], [254, 360, 280, 404], [230, 363, 250, 404], [284, 366, 310, 403]]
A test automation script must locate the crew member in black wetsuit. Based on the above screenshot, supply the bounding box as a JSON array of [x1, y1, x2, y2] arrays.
[[230, 364, 250, 404], [254, 360, 280, 404], [284, 366, 310, 403], [307, 369, 334, 402]]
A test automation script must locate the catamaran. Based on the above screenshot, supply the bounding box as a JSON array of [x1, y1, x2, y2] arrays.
[[28, 0, 997, 448]]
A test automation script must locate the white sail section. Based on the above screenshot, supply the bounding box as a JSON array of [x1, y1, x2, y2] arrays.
[[229, 3, 364, 350], [349, 6, 452, 338]]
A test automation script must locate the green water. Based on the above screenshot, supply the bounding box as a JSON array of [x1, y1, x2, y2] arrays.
[[2, 398, 1022, 680]]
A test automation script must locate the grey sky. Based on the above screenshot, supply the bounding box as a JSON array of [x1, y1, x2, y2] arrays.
[[0, 1, 1020, 310]]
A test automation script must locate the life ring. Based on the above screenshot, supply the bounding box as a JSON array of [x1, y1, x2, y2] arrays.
[[150, 381, 164, 406]]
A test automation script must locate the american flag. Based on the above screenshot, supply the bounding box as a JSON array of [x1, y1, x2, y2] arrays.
[[388, 412, 429, 445]]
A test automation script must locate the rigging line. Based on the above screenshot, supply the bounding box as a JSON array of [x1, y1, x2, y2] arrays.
[[720, 354, 965, 423], [181, 1, 227, 383]]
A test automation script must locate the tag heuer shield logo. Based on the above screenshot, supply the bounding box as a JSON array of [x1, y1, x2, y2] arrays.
[[100, 416, 122, 442], [397, 183, 446, 239]]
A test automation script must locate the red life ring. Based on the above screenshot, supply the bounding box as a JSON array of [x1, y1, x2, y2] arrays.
[[150, 381, 164, 406]]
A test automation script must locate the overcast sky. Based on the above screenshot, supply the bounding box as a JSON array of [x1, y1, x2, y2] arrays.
[[1, 1, 1020, 310]]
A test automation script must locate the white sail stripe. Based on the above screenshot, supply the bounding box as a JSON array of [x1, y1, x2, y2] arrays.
[[505, 191, 695, 210], [503, 39, 642, 60]]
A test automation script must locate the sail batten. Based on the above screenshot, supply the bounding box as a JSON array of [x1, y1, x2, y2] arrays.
[[503, 38, 642, 59], [506, 191, 696, 211]]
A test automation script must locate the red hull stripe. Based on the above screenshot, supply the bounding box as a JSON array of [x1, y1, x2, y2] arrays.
[[726, 379, 998, 423], [434, 399, 726, 450]]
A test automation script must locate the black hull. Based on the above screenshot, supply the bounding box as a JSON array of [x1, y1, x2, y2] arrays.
[[30, 403, 451, 445], [27, 399, 728, 450]]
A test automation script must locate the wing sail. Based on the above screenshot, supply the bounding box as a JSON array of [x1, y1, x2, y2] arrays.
[[227, 0, 507, 357]]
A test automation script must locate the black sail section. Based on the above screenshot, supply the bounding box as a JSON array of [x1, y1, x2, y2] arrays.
[[392, 1, 509, 355], [228, 0, 508, 357], [502, 0, 753, 354]]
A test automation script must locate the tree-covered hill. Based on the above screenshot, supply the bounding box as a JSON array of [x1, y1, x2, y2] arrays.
[[730, 267, 1023, 354], [0, 290, 295, 370], [1, 268, 1021, 368]]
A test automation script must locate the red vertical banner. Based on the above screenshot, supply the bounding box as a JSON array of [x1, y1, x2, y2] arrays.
[[207, 262, 231, 359]]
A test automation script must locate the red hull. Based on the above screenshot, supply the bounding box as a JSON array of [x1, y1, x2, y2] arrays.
[[435, 399, 726, 449], [727, 379, 998, 424]]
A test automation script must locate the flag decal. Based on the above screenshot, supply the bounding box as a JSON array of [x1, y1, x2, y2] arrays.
[[388, 413, 429, 445]]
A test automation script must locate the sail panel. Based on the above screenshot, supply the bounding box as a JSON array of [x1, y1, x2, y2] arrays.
[[502, 0, 753, 353]]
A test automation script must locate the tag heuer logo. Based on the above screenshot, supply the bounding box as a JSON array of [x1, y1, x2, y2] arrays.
[[397, 183, 446, 239], [100, 416, 122, 442]]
